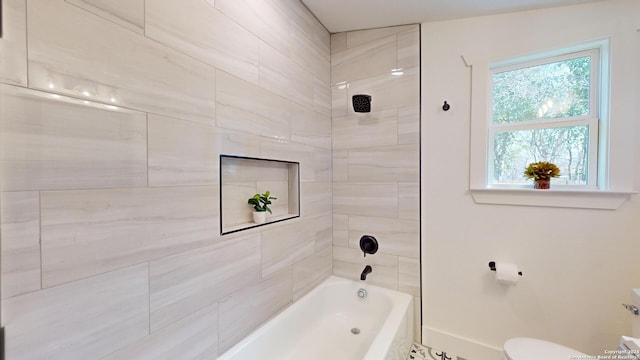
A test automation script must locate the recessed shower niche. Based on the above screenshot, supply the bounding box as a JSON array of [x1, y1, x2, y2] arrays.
[[220, 155, 300, 234]]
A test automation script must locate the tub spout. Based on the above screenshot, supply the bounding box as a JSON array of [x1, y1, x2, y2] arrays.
[[360, 265, 372, 280]]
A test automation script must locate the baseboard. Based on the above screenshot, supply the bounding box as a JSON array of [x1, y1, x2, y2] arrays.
[[421, 326, 504, 360]]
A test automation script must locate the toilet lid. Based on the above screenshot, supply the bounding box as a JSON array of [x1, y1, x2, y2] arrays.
[[504, 337, 588, 360]]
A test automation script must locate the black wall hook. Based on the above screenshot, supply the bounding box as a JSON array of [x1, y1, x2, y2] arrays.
[[488, 261, 523, 276], [442, 101, 450, 111]]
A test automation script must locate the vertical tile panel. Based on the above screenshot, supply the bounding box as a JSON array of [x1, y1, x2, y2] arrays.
[[0, 0, 27, 86], [347, 144, 419, 182], [332, 109, 399, 150], [66, 0, 145, 33], [331, 35, 397, 85], [148, 114, 218, 186], [216, 70, 292, 141], [332, 214, 349, 247], [218, 269, 293, 353], [103, 303, 218, 360], [398, 105, 420, 145], [399, 256, 421, 297], [399, 182, 420, 220], [149, 234, 261, 333], [397, 26, 420, 69], [292, 247, 332, 301], [333, 182, 399, 217], [41, 187, 219, 287], [261, 220, 315, 278], [27, 0, 216, 124], [0, 85, 147, 191], [215, 0, 291, 57], [1, 191, 41, 299], [259, 41, 314, 109], [3, 264, 149, 360], [146, 0, 260, 85]]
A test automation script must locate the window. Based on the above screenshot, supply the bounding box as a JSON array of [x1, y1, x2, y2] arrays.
[[488, 47, 602, 188]]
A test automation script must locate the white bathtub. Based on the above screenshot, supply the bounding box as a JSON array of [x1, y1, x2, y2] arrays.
[[218, 276, 414, 360]]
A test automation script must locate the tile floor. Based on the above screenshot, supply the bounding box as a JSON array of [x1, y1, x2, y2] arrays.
[[407, 343, 468, 360]]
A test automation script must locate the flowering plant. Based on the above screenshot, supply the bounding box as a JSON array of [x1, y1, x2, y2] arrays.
[[523, 162, 560, 181]]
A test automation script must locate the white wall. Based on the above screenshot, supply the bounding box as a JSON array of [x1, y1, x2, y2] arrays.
[[421, 1, 640, 358]]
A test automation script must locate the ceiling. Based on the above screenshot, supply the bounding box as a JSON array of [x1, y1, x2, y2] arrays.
[[301, 0, 603, 33]]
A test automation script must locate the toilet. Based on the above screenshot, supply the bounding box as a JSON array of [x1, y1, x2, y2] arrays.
[[504, 289, 640, 359]]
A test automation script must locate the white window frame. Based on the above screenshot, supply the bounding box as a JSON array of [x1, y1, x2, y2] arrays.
[[468, 39, 635, 209], [487, 49, 600, 189]]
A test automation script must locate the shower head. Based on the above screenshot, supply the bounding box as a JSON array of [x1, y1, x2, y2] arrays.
[[352, 94, 372, 113]]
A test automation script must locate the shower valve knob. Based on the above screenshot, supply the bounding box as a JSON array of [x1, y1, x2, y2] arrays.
[[623, 303, 639, 315]]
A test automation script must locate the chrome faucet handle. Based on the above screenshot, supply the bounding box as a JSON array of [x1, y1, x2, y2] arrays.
[[622, 303, 639, 316]]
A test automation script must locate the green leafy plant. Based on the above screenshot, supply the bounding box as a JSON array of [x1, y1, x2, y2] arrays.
[[247, 191, 277, 213], [524, 161, 560, 181]]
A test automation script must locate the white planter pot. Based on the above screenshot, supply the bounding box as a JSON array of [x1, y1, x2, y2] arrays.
[[252, 211, 266, 224]]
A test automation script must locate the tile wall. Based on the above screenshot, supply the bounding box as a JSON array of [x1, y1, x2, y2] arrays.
[[330, 25, 422, 340], [0, 0, 332, 358]]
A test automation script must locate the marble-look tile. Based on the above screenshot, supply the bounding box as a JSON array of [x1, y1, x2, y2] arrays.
[[216, 70, 291, 141], [347, 67, 420, 114], [332, 34, 397, 85], [333, 245, 399, 290], [66, 0, 144, 33], [333, 182, 399, 217], [399, 182, 420, 220], [331, 32, 347, 53], [291, 23, 330, 85], [313, 213, 333, 251], [218, 269, 293, 353], [300, 182, 332, 217], [103, 303, 218, 360], [314, 76, 332, 117], [314, 147, 333, 182], [27, 0, 215, 124], [273, 0, 330, 55], [331, 83, 349, 117], [146, 0, 260, 85], [399, 105, 420, 145], [0, 0, 27, 86], [41, 186, 219, 287], [216, 128, 262, 159], [346, 25, 415, 49], [332, 214, 349, 247], [149, 234, 261, 333], [291, 103, 331, 150], [215, 0, 291, 57], [348, 144, 419, 182], [259, 41, 314, 109], [332, 150, 349, 182], [399, 257, 420, 297], [0, 84, 147, 191], [332, 109, 399, 150], [292, 247, 332, 301], [261, 220, 316, 278], [222, 157, 290, 183], [149, 114, 218, 186], [3, 264, 148, 360], [398, 26, 420, 69], [1, 192, 41, 299], [260, 137, 315, 182], [348, 216, 419, 258]]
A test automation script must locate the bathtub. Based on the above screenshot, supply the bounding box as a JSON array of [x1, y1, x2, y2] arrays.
[[218, 276, 414, 360]]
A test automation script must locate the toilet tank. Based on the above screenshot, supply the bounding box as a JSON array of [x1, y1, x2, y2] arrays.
[[633, 289, 640, 338]]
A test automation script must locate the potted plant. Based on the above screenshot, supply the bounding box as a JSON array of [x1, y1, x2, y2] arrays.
[[247, 191, 277, 224], [524, 162, 560, 189]]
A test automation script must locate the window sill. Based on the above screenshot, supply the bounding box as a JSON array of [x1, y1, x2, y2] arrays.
[[470, 187, 636, 210]]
